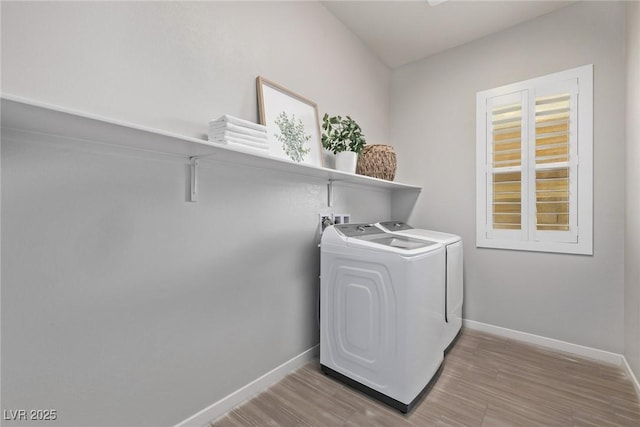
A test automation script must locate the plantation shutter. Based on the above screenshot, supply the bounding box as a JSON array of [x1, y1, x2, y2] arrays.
[[531, 80, 578, 243], [476, 64, 592, 254], [492, 101, 522, 230], [487, 92, 526, 238], [485, 81, 578, 242], [535, 94, 570, 231]]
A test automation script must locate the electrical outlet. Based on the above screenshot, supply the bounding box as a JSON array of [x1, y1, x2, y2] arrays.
[[333, 213, 351, 225]]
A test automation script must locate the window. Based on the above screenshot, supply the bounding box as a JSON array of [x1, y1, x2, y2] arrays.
[[476, 65, 593, 255]]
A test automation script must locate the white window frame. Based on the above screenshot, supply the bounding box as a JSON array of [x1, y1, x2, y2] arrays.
[[476, 64, 593, 255]]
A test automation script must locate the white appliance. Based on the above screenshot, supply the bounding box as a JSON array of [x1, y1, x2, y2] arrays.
[[320, 223, 445, 413], [376, 221, 463, 351]]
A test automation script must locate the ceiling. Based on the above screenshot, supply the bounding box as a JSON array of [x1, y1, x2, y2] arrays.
[[322, 0, 577, 68]]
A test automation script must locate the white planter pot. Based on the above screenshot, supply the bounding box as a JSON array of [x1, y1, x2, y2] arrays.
[[335, 151, 358, 174]]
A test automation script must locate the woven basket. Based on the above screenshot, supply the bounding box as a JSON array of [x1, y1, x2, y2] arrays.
[[356, 145, 397, 181]]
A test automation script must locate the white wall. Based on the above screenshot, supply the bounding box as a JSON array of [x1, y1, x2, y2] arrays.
[[1, 2, 391, 426], [625, 0, 640, 380], [1, 1, 390, 144], [391, 1, 627, 353]]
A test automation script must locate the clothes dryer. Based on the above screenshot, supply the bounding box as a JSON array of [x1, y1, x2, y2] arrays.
[[320, 224, 445, 413], [376, 221, 463, 351]]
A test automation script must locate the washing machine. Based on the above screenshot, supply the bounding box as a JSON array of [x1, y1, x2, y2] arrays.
[[320, 223, 445, 413], [376, 221, 463, 351]]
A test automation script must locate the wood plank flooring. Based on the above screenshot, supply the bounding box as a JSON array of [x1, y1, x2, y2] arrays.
[[210, 329, 640, 426]]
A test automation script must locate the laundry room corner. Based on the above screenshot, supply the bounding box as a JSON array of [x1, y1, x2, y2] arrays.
[[390, 0, 626, 354]]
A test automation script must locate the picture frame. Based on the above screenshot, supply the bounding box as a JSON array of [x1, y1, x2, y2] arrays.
[[256, 77, 324, 167]]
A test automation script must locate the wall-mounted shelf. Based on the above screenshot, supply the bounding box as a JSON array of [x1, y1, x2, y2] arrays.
[[1, 95, 422, 200]]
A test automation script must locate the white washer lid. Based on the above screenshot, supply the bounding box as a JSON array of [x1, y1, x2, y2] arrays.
[[398, 228, 460, 245], [376, 221, 461, 245]]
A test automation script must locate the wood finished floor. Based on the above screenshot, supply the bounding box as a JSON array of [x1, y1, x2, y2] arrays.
[[211, 329, 640, 426]]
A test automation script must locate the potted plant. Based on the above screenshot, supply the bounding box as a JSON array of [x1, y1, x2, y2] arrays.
[[321, 113, 366, 173]]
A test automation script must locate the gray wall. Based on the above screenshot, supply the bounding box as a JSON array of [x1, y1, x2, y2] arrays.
[[625, 1, 640, 381], [390, 1, 627, 353], [1, 2, 392, 426]]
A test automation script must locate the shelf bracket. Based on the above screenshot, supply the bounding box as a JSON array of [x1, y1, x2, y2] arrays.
[[327, 179, 334, 207], [190, 156, 199, 202]]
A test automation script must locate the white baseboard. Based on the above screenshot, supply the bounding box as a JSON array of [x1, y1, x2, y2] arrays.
[[174, 345, 319, 427], [463, 319, 640, 400], [176, 323, 639, 427], [622, 355, 640, 398], [463, 319, 623, 365]]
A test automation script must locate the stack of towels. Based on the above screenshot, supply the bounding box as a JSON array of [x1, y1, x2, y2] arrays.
[[208, 115, 269, 155]]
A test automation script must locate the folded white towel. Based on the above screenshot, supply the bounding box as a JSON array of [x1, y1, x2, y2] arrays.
[[209, 130, 268, 145], [209, 121, 267, 139], [208, 134, 270, 150], [210, 114, 267, 133], [214, 140, 269, 156], [226, 136, 269, 150]]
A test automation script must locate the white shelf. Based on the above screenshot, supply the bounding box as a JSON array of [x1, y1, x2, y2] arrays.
[[0, 94, 421, 192]]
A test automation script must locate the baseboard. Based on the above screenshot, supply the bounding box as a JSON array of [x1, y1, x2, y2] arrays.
[[622, 355, 640, 398], [175, 323, 639, 427], [174, 345, 319, 427], [464, 319, 640, 400], [462, 319, 623, 366]]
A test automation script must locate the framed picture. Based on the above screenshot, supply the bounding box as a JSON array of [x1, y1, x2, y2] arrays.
[[256, 77, 323, 167]]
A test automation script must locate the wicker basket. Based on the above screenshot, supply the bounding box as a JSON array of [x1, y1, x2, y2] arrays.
[[356, 145, 397, 181]]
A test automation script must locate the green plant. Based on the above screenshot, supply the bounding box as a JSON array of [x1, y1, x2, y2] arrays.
[[321, 113, 366, 155], [274, 111, 311, 162]]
